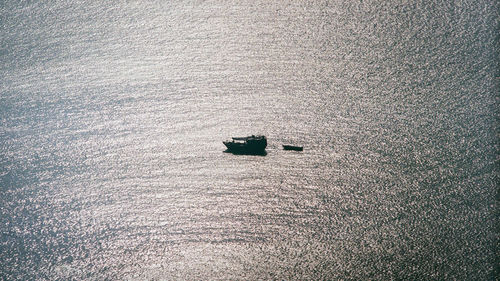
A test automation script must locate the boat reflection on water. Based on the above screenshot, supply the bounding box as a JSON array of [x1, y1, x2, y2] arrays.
[[223, 135, 267, 155]]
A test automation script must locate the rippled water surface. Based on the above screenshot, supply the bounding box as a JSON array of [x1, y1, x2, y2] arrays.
[[1, 1, 497, 280]]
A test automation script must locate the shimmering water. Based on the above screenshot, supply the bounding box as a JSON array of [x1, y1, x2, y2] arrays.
[[1, 1, 497, 280]]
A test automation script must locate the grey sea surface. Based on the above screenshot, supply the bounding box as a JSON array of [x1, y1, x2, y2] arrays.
[[1, 1, 497, 280]]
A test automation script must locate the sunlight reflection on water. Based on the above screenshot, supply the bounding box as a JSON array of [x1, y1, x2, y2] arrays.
[[0, 0, 497, 280]]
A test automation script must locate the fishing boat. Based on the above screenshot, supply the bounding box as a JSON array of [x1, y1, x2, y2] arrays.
[[223, 135, 267, 154], [282, 145, 303, 151]]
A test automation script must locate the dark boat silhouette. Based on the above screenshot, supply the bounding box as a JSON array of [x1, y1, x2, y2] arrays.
[[223, 135, 267, 155], [282, 145, 303, 151]]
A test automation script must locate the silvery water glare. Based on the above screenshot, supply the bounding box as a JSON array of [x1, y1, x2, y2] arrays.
[[1, 1, 497, 280]]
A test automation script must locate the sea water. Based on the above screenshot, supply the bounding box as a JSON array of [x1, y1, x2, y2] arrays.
[[1, 1, 497, 279]]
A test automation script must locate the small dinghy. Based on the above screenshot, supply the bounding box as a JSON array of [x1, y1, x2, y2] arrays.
[[282, 145, 303, 151]]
